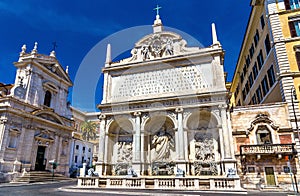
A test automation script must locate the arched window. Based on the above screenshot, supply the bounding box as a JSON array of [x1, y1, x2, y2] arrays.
[[256, 126, 272, 144], [43, 90, 52, 107]]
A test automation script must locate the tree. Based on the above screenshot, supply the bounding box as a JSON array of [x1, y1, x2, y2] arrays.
[[81, 121, 98, 141]]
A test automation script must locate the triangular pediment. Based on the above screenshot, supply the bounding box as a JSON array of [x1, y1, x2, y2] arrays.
[[32, 109, 64, 125], [33, 60, 72, 86], [34, 130, 54, 143]]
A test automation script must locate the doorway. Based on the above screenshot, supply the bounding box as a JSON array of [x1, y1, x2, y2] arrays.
[[265, 167, 276, 186], [35, 146, 46, 171]]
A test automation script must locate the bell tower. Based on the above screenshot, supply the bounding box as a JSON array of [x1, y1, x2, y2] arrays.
[[11, 42, 72, 117]]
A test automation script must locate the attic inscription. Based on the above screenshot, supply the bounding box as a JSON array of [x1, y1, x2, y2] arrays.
[[111, 64, 212, 100]]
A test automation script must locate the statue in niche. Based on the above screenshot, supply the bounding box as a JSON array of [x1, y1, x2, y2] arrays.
[[152, 126, 174, 161], [117, 142, 132, 162]]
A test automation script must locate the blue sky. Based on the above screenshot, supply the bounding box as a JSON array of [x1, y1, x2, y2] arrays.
[[0, 0, 251, 112]]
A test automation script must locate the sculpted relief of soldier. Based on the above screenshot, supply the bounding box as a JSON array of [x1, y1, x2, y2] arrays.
[[117, 141, 133, 163]]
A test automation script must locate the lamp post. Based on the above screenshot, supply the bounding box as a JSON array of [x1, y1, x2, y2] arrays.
[[291, 87, 300, 140], [291, 87, 300, 193]]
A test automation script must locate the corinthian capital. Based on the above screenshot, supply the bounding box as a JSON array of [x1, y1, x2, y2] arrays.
[[133, 111, 142, 117], [175, 107, 183, 113]]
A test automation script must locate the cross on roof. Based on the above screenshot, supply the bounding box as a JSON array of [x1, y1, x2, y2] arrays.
[[52, 42, 57, 51], [153, 5, 162, 16]]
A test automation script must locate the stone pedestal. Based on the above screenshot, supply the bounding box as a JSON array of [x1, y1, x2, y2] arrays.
[[132, 162, 141, 176], [95, 162, 104, 176], [175, 160, 186, 176]]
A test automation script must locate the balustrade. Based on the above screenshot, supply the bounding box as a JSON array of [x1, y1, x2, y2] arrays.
[[77, 176, 242, 191]]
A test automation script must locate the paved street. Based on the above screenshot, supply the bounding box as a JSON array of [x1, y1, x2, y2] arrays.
[[0, 180, 296, 196]]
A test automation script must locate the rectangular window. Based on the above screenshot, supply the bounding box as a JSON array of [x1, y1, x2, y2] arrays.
[[242, 89, 246, 100], [253, 63, 259, 79], [243, 65, 247, 75], [245, 81, 250, 94], [289, 21, 300, 37], [248, 166, 256, 173], [237, 100, 241, 106], [290, 0, 300, 9], [261, 76, 269, 96], [88, 148, 91, 152], [249, 73, 254, 87], [260, 15, 265, 29], [254, 30, 260, 47], [265, 34, 271, 55], [252, 95, 257, 104], [240, 73, 244, 83], [75, 156, 78, 163], [83, 146, 85, 153], [234, 84, 240, 99], [267, 65, 276, 87], [285, 0, 291, 9], [8, 135, 18, 148], [76, 145, 79, 150], [82, 156, 85, 163], [257, 50, 264, 69], [295, 49, 300, 70], [249, 44, 255, 58], [256, 86, 263, 103], [283, 166, 290, 173], [246, 56, 251, 67]]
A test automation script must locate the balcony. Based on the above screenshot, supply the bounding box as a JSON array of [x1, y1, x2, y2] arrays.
[[240, 143, 296, 155]]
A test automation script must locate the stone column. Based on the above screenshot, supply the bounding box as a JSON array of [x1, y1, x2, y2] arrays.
[[0, 117, 8, 160], [140, 130, 145, 175], [176, 108, 184, 160], [56, 136, 63, 172], [98, 114, 106, 162], [132, 112, 141, 175], [96, 114, 107, 176], [133, 112, 141, 162], [219, 105, 232, 159]]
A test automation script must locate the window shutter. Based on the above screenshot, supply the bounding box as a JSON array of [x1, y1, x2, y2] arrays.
[[289, 21, 297, 37], [296, 51, 300, 70], [284, 0, 291, 10]]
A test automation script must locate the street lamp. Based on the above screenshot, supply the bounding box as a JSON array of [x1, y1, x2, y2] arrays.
[[291, 87, 300, 140], [291, 87, 300, 193]]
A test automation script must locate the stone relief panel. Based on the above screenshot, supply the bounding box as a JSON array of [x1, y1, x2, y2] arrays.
[[117, 141, 133, 163], [192, 132, 219, 176], [194, 132, 215, 162]]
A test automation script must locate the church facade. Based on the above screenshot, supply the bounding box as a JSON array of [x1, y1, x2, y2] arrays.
[[0, 43, 74, 180], [95, 13, 237, 180]]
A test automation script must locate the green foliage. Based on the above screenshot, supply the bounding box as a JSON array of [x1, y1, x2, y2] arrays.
[[81, 121, 98, 141]]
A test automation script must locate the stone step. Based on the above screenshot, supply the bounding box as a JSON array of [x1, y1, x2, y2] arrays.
[[12, 171, 71, 183]]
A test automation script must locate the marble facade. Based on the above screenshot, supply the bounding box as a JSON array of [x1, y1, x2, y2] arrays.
[[96, 15, 237, 178], [0, 43, 74, 180]]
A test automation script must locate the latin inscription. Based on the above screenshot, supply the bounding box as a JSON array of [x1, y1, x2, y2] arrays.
[[111, 64, 213, 100]]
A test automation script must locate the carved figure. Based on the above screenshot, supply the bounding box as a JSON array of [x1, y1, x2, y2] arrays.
[[195, 134, 215, 162], [141, 45, 150, 60], [227, 168, 237, 178], [152, 127, 174, 161], [165, 39, 174, 55], [117, 142, 132, 162], [127, 166, 137, 177], [129, 48, 138, 62], [87, 168, 98, 177]]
